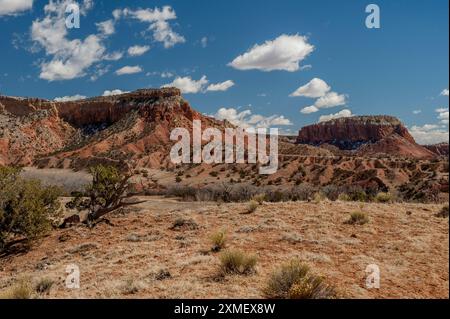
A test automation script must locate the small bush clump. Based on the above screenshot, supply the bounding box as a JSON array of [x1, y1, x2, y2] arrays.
[[245, 200, 259, 214], [210, 230, 227, 252], [219, 250, 257, 275], [263, 260, 336, 299], [252, 194, 266, 205], [35, 278, 54, 294], [436, 204, 449, 218], [346, 212, 369, 225], [375, 192, 394, 203]]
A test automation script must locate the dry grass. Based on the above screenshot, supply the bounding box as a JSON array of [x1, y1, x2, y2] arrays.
[[0, 278, 34, 299], [0, 197, 448, 299]]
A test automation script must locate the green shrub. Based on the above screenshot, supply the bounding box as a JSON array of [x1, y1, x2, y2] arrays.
[[67, 165, 138, 226], [263, 260, 336, 299], [346, 212, 369, 225], [245, 200, 259, 214], [219, 250, 257, 275], [0, 167, 62, 250], [210, 230, 227, 252], [337, 193, 351, 201], [375, 192, 394, 203]]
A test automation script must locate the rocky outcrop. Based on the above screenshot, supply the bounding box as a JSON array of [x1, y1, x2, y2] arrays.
[[297, 116, 416, 149], [355, 133, 436, 159], [424, 143, 449, 156], [1, 88, 183, 127]]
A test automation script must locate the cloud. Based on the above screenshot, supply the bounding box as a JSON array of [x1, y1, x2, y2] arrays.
[[115, 65, 142, 75], [294, 78, 348, 114], [300, 106, 319, 114], [206, 80, 235, 92], [90, 64, 110, 81], [104, 51, 123, 61], [0, 0, 33, 16], [412, 110, 422, 115], [162, 75, 208, 93], [127, 45, 150, 56], [31, 0, 115, 81], [290, 78, 330, 98], [121, 6, 185, 48], [214, 107, 292, 129], [102, 89, 129, 96], [229, 34, 314, 72], [319, 109, 353, 122], [54, 94, 87, 102], [436, 108, 449, 124], [410, 124, 449, 145], [300, 92, 347, 114], [440, 88, 449, 96], [161, 71, 174, 78], [314, 92, 347, 108], [96, 19, 115, 36], [201, 36, 208, 48]]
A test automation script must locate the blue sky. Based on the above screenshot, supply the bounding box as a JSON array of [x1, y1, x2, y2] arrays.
[[0, 0, 448, 143]]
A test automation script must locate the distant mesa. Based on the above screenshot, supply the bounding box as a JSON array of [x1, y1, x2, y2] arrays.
[[296, 115, 437, 159]]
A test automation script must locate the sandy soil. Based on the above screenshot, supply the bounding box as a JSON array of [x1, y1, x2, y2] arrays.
[[0, 197, 448, 299]]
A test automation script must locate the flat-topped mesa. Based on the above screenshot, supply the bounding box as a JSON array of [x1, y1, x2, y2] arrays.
[[297, 115, 416, 150], [0, 88, 183, 127]]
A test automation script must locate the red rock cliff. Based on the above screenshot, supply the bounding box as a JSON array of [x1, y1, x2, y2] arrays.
[[297, 115, 416, 150]]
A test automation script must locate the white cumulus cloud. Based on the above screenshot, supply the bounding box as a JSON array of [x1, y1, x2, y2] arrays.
[[296, 78, 348, 114], [314, 92, 347, 109], [96, 19, 115, 36], [121, 6, 185, 48], [436, 108, 449, 124], [229, 34, 314, 72], [115, 65, 142, 75], [31, 0, 116, 81], [102, 89, 129, 96], [0, 0, 33, 16], [319, 109, 353, 122], [206, 80, 235, 92], [290, 78, 330, 98], [300, 106, 319, 114], [162, 75, 208, 94], [128, 45, 150, 56], [410, 124, 449, 145], [214, 107, 292, 129], [440, 88, 449, 96], [54, 94, 87, 102]]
